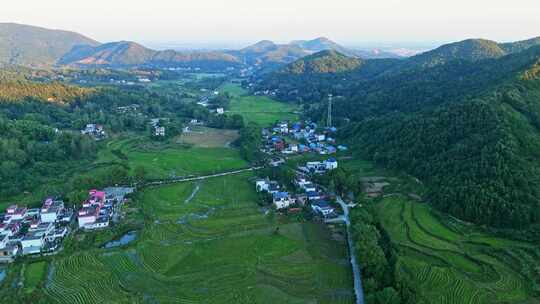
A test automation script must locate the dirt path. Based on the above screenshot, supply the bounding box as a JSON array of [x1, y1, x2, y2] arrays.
[[184, 183, 201, 203]]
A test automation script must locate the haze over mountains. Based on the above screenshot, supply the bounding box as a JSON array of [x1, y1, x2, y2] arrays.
[[0, 23, 402, 70]]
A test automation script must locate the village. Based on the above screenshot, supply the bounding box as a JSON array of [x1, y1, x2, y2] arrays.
[[0, 187, 133, 263], [256, 120, 350, 221], [262, 120, 347, 156]]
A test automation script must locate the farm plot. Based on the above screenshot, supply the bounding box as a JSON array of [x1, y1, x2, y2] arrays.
[[96, 136, 249, 179], [229, 95, 299, 126], [177, 126, 240, 148], [376, 197, 540, 304], [44, 173, 354, 303]]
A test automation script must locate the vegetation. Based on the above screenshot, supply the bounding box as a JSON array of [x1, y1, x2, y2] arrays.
[[229, 94, 299, 126], [1, 173, 354, 303], [0, 23, 99, 67], [373, 197, 540, 304], [260, 42, 540, 235]]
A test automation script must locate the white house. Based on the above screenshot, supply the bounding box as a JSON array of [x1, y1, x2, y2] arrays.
[[255, 179, 270, 192], [155, 126, 166, 137], [216, 108, 225, 115], [21, 232, 44, 255], [0, 234, 19, 262], [302, 182, 317, 193], [40, 199, 64, 223], [272, 192, 293, 210], [325, 158, 338, 170], [311, 200, 335, 217]]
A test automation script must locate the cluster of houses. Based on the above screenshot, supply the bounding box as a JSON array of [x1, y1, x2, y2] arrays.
[[77, 188, 133, 230], [81, 123, 106, 140], [255, 171, 337, 218], [0, 199, 73, 262], [262, 121, 347, 156], [0, 187, 133, 263], [150, 118, 166, 137]]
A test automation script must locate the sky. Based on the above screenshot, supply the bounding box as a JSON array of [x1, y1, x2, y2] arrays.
[[2, 0, 540, 49]]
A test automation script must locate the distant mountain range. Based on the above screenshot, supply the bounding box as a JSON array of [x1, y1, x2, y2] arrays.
[[0, 23, 402, 70], [0, 23, 99, 68]]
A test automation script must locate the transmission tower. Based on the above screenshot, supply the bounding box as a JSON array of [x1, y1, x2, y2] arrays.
[[327, 94, 333, 128]]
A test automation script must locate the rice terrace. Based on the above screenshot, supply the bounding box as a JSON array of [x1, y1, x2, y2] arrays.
[[375, 197, 540, 304]]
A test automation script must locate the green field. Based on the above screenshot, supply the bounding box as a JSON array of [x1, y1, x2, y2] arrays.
[[228, 86, 299, 126], [35, 172, 354, 303], [177, 127, 239, 148], [375, 197, 540, 304], [219, 82, 247, 96], [97, 136, 249, 179], [23, 261, 47, 294]]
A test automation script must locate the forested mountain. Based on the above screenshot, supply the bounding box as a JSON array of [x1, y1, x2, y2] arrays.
[[258, 40, 540, 234], [277, 50, 363, 74], [405, 37, 540, 68], [0, 23, 99, 68]]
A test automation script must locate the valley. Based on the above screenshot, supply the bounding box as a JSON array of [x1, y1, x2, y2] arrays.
[[0, 21, 540, 304]]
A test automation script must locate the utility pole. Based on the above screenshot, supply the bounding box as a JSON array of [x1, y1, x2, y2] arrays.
[[327, 94, 333, 128]]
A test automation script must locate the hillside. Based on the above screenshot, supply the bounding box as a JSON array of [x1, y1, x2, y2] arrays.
[[278, 50, 363, 74], [342, 46, 540, 233], [0, 23, 99, 67], [60, 41, 241, 69], [408, 37, 540, 68], [257, 40, 540, 234]]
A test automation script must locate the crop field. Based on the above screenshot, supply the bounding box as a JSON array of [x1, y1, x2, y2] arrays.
[[96, 136, 249, 179], [376, 197, 540, 304], [176, 126, 240, 148], [229, 94, 299, 126], [218, 82, 247, 96], [34, 172, 354, 303]]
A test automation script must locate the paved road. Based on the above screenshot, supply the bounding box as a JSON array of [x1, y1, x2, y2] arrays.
[[143, 166, 263, 187], [335, 196, 365, 304]]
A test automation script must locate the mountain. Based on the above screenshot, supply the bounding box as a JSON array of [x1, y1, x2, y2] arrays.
[[290, 37, 353, 55], [232, 37, 400, 71], [277, 50, 363, 74], [0, 23, 99, 68], [60, 41, 241, 69], [256, 38, 540, 233], [409, 37, 540, 68], [58, 41, 155, 66]]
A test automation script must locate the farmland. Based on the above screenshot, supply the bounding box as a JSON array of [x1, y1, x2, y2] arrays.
[[26, 173, 354, 304], [228, 90, 299, 126], [96, 135, 249, 179], [176, 126, 240, 148], [375, 197, 540, 304]]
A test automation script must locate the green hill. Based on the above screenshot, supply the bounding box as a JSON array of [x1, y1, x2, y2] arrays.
[[0, 23, 99, 68], [279, 50, 363, 74], [257, 38, 540, 234]]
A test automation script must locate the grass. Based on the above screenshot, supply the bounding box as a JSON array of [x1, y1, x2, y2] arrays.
[[228, 88, 299, 126], [375, 197, 540, 304], [39, 172, 354, 303], [23, 261, 47, 293], [96, 135, 249, 179], [219, 82, 247, 96], [176, 126, 239, 148]]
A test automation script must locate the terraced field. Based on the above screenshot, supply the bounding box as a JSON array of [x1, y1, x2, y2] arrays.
[[376, 197, 540, 304], [36, 173, 353, 303]]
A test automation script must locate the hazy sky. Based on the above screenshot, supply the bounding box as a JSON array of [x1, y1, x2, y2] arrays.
[[2, 0, 540, 48]]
